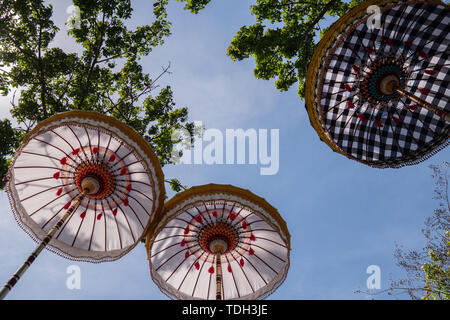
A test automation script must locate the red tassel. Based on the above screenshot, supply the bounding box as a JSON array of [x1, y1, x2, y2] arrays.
[[53, 172, 60, 179], [352, 65, 360, 74], [72, 148, 80, 156], [347, 100, 355, 109], [418, 51, 428, 59], [212, 210, 218, 218], [123, 198, 129, 206], [109, 154, 116, 162], [374, 120, 383, 128], [120, 167, 128, 175], [184, 226, 190, 235], [208, 266, 215, 274], [80, 211, 86, 219], [112, 208, 118, 216], [250, 234, 256, 241], [242, 220, 248, 230], [227, 264, 232, 273], [249, 248, 255, 256], [126, 184, 132, 192], [384, 38, 393, 46], [60, 157, 67, 165], [424, 70, 437, 75], [408, 104, 418, 111], [194, 261, 200, 270], [92, 147, 99, 154], [392, 116, 401, 125], [56, 188, 62, 196], [185, 251, 190, 259], [344, 84, 352, 92], [436, 109, 446, 119], [366, 47, 376, 54], [180, 239, 186, 247], [419, 88, 430, 94], [404, 40, 413, 48], [229, 212, 237, 221], [97, 213, 102, 220], [358, 114, 367, 122], [195, 215, 203, 223], [240, 258, 245, 267], [64, 201, 71, 210]]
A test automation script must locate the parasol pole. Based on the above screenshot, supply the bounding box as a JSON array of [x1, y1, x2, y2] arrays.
[[0, 178, 98, 299], [382, 79, 450, 122], [211, 241, 225, 300], [395, 88, 450, 122], [210, 239, 225, 300], [215, 251, 223, 300]]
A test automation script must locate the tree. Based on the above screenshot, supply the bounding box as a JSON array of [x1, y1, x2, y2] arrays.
[[421, 231, 450, 300], [177, 0, 364, 97], [390, 162, 450, 300], [0, 0, 194, 191], [358, 162, 450, 300]]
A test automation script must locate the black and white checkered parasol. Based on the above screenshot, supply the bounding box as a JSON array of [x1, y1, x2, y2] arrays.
[[306, 0, 449, 168]]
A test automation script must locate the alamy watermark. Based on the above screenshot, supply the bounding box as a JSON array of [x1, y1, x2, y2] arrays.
[[367, 5, 381, 30], [66, 5, 81, 30], [366, 265, 381, 290], [171, 122, 280, 175], [66, 265, 81, 290]]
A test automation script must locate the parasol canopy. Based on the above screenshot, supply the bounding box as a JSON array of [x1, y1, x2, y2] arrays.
[[147, 184, 291, 300], [6, 111, 165, 262], [305, 0, 449, 168]]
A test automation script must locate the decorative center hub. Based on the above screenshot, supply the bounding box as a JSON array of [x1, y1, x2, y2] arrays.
[[74, 161, 116, 199], [360, 59, 406, 104], [198, 222, 239, 255], [360, 58, 407, 104]]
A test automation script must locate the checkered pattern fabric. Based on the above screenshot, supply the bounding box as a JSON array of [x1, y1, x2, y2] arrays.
[[315, 1, 449, 168]]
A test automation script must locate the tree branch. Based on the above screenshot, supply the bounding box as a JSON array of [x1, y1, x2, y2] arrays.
[[301, 0, 338, 36], [54, 72, 75, 107], [96, 51, 129, 64], [37, 13, 48, 118], [164, 179, 188, 191], [80, 11, 107, 106], [103, 62, 171, 118]]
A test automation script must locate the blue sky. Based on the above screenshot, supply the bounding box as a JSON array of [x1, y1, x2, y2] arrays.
[[0, 0, 448, 300]]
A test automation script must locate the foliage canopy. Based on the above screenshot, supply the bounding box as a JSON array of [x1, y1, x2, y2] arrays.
[[0, 0, 194, 191], [178, 0, 364, 97]]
